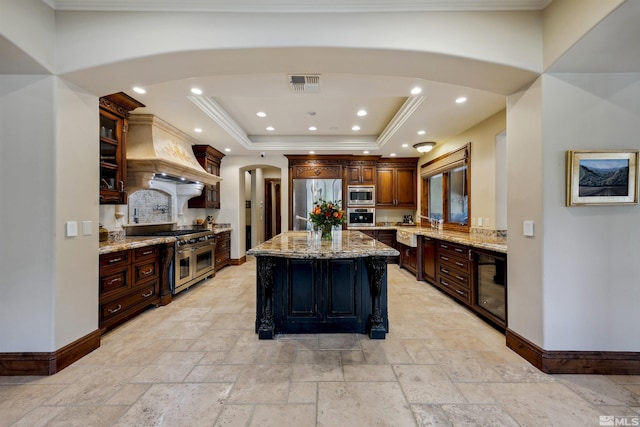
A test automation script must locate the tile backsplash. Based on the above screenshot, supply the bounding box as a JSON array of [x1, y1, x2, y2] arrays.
[[128, 189, 172, 224]]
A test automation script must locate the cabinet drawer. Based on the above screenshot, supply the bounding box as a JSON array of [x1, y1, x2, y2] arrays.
[[99, 250, 129, 268], [100, 284, 157, 321], [215, 250, 230, 266], [438, 265, 470, 289], [438, 251, 470, 273], [437, 275, 470, 302], [100, 268, 129, 294], [133, 245, 159, 262], [216, 236, 230, 250], [132, 260, 159, 285]]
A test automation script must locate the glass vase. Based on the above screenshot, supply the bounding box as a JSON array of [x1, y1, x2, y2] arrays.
[[320, 223, 333, 240]]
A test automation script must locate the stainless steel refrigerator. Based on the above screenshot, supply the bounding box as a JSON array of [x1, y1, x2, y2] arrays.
[[292, 179, 343, 231]]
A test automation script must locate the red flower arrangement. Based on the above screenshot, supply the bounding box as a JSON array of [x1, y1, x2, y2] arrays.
[[309, 199, 346, 239]]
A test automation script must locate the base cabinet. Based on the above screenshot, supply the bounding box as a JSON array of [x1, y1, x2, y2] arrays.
[[355, 229, 398, 264], [398, 243, 418, 275], [419, 237, 507, 329], [99, 245, 161, 331], [256, 256, 388, 336], [214, 230, 231, 272]]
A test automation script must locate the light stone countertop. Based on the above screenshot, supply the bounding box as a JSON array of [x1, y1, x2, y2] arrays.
[[348, 225, 507, 253], [247, 230, 400, 259], [99, 236, 176, 255], [98, 227, 233, 255]]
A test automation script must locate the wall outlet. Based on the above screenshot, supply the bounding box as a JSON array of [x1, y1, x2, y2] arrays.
[[82, 221, 92, 236], [471, 217, 476, 226], [484, 217, 490, 227], [477, 217, 483, 227]]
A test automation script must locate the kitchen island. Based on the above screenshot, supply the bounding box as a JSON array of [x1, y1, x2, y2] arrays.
[[247, 230, 400, 339]]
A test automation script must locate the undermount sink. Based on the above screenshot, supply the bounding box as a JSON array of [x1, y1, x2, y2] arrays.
[[396, 229, 417, 247]]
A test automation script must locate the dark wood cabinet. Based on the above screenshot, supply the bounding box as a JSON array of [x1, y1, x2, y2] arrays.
[[214, 230, 231, 272], [189, 145, 224, 209], [375, 159, 418, 209], [347, 161, 376, 185], [436, 240, 471, 304], [99, 93, 144, 205], [419, 236, 437, 283], [99, 244, 161, 331], [398, 243, 418, 275], [355, 229, 397, 264]]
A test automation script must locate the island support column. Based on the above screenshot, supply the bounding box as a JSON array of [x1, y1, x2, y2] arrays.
[[366, 256, 387, 339], [257, 257, 277, 339]]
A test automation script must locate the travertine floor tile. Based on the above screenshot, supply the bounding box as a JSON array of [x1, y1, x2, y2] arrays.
[[3, 257, 636, 426]]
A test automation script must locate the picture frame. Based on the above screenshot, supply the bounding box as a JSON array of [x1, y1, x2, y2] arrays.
[[566, 150, 639, 206]]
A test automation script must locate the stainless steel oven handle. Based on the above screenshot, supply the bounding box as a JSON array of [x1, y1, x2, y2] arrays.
[[177, 248, 193, 255]]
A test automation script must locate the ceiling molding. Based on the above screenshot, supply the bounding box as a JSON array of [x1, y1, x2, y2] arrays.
[[188, 95, 253, 148], [47, 0, 551, 13], [376, 95, 426, 148]]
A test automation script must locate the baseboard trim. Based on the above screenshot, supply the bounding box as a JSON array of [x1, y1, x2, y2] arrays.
[[506, 328, 640, 374], [0, 329, 101, 376], [230, 256, 246, 266]]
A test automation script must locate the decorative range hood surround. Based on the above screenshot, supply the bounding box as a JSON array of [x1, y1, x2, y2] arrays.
[[126, 114, 222, 192]]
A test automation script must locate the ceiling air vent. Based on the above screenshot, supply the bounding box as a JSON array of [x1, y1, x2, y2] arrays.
[[289, 74, 321, 93]]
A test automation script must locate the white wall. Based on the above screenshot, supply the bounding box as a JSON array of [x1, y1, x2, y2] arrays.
[[540, 73, 640, 351]]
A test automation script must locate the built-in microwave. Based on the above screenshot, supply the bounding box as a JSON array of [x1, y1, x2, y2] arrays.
[[347, 207, 375, 227], [347, 185, 375, 207]]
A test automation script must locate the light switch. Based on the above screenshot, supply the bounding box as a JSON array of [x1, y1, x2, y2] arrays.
[[477, 217, 483, 227], [66, 221, 78, 237], [523, 220, 534, 237], [82, 221, 92, 236]]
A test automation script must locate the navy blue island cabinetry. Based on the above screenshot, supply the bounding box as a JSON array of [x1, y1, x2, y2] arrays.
[[247, 231, 399, 340]]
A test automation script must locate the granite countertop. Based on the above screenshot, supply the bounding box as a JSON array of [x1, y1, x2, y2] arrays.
[[348, 225, 507, 253], [247, 230, 400, 259], [99, 226, 233, 255], [99, 236, 176, 255]]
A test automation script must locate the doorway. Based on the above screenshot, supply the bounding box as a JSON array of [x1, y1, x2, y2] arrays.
[[264, 178, 281, 240]]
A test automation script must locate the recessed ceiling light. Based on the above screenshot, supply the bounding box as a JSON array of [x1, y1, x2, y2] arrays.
[[352, 125, 360, 131], [224, 148, 231, 152], [363, 150, 369, 154], [256, 111, 267, 118], [180, 177, 186, 181], [308, 126, 317, 131], [357, 109, 367, 117], [456, 97, 467, 104], [194, 128, 202, 133], [411, 87, 422, 95], [266, 126, 275, 131], [417, 130, 426, 135], [132, 86, 146, 94], [309, 151, 315, 154], [390, 153, 396, 157], [402, 143, 409, 148], [190, 88, 203, 95]]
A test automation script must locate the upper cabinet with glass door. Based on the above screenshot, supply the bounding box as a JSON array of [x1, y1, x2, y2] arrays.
[[420, 143, 470, 232], [99, 93, 144, 204]]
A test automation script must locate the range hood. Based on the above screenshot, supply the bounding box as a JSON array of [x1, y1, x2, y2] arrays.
[[126, 114, 222, 191]]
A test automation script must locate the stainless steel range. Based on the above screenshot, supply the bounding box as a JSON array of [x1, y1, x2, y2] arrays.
[[128, 228, 216, 294]]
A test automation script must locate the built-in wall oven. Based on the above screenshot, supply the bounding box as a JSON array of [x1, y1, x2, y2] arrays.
[[347, 207, 375, 227], [347, 185, 375, 207], [175, 232, 216, 294]]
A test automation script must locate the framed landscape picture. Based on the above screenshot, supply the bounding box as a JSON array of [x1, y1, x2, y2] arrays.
[[566, 150, 639, 206]]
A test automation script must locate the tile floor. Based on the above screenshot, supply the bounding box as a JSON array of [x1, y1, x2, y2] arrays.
[[2, 257, 639, 426]]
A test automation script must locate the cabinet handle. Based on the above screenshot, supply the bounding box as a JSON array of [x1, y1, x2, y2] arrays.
[[119, 180, 125, 192], [441, 268, 449, 274], [441, 279, 450, 288], [455, 261, 465, 268], [441, 244, 449, 249], [441, 256, 449, 261], [107, 277, 122, 285], [108, 257, 122, 263], [141, 250, 154, 256], [455, 275, 466, 282], [455, 289, 465, 296], [107, 304, 122, 313], [141, 268, 153, 276], [454, 248, 464, 253], [142, 291, 153, 298]]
